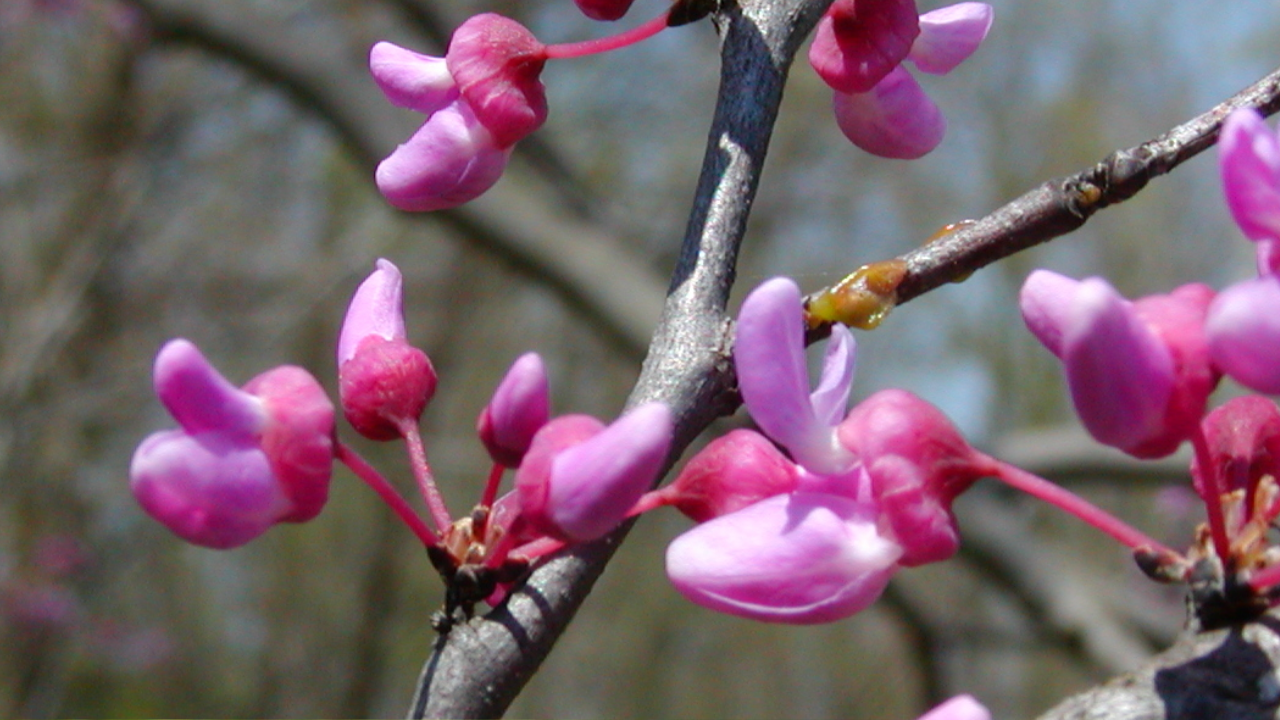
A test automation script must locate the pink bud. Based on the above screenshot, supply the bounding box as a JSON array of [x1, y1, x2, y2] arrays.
[[909, 3, 993, 75], [477, 353, 550, 467], [573, 0, 637, 21], [917, 695, 991, 720], [665, 492, 902, 623], [658, 429, 800, 522], [1219, 108, 1280, 273], [808, 0, 921, 94], [516, 403, 672, 542], [1206, 275, 1280, 394], [130, 340, 334, 549], [338, 259, 437, 440], [838, 389, 993, 566], [446, 14, 548, 148]]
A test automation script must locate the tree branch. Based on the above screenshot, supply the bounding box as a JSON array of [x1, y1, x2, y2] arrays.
[[804, 64, 1280, 323]]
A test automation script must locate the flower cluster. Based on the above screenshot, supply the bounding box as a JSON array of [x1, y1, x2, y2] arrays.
[[131, 259, 672, 618], [1018, 108, 1280, 615], [370, 0, 994, 212]]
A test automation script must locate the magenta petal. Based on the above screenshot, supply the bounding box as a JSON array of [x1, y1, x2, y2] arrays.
[[662, 429, 801, 522], [130, 430, 287, 549], [917, 695, 991, 720], [338, 258, 407, 366], [574, 0, 637, 21], [375, 100, 511, 212], [1019, 269, 1082, 357], [808, 0, 921, 94], [1207, 276, 1280, 394], [446, 13, 548, 147], [665, 492, 901, 624], [909, 3, 993, 75], [1062, 278, 1174, 451], [478, 352, 551, 467], [832, 68, 945, 159], [1220, 108, 1280, 249], [809, 325, 856, 427], [153, 339, 264, 437], [369, 42, 457, 114], [736, 278, 854, 474], [544, 403, 672, 541], [244, 366, 335, 523]]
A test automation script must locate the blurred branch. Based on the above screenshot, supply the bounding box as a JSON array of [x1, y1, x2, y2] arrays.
[[805, 63, 1280, 323], [411, 0, 835, 715], [130, 0, 664, 358]]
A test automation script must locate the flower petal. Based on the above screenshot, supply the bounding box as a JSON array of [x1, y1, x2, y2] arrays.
[[909, 3, 993, 75], [1019, 269, 1082, 357], [917, 695, 991, 720], [478, 352, 551, 467], [338, 258, 407, 367], [736, 278, 854, 474], [665, 492, 901, 624], [375, 100, 511, 212], [446, 13, 548, 147], [832, 67, 945, 159], [369, 41, 457, 114], [1220, 108, 1280, 252], [809, 0, 921, 94], [1207, 275, 1280, 394], [809, 325, 856, 427], [1061, 278, 1173, 452], [153, 339, 264, 437]]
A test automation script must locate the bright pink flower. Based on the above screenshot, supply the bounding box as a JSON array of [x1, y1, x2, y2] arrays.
[[1207, 276, 1280, 394], [810, 1, 992, 158], [665, 492, 901, 623], [917, 695, 991, 720], [130, 340, 334, 549], [838, 389, 996, 566], [1020, 270, 1217, 459], [337, 259, 437, 440], [477, 352, 550, 467], [370, 15, 548, 211], [515, 403, 672, 542]]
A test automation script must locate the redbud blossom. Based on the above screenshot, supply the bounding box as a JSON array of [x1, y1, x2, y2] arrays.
[[666, 277, 986, 623], [515, 403, 672, 542], [810, 1, 992, 158], [665, 492, 901, 624], [130, 339, 334, 549], [370, 14, 547, 211], [338, 259, 437, 441], [1020, 270, 1217, 459], [477, 352, 550, 467], [1206, 109, 1280, 393]]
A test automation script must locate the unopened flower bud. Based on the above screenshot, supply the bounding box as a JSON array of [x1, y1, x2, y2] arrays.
[[477, 352, 550, 467]]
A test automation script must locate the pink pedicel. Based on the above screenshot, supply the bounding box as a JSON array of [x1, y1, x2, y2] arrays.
[[338, 259, 437, 440], [131, 340, 334, 549]]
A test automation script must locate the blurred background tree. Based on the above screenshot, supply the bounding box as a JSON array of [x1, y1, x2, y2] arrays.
[[0, 0, 1275, 717]]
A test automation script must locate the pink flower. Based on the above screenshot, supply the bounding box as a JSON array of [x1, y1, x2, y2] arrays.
[[130, 340, 334, 549], [515, 403, 672, 542], [337, 259, 437, 440], [664, 277, 986, 622], [477, 352, 551, 467], [810, 1, 992, 158], [1206, 109, 1280, 393], [1191, 395, 1280, 501], [370, 14, 548, 210], [1020, 269, 1217, 459]]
